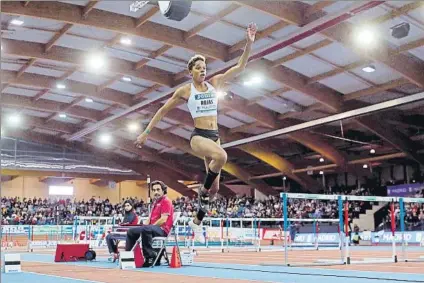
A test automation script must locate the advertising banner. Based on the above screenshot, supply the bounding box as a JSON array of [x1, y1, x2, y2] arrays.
[[387, 183, 424, 197], [3, 225, 424, 245]]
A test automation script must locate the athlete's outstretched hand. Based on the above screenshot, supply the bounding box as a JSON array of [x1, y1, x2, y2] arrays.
[[134, 132, 148, 148], [247, 22, 257, 43]]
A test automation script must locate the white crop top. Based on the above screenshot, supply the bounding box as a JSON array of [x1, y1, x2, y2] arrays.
[[186, 82, 218, 119]]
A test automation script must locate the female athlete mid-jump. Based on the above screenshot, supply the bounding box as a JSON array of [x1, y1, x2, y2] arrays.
[[135, 23, 257, 243]]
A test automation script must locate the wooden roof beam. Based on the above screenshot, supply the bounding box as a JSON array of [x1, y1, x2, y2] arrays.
[[45, 23, 73, 53], [134, 45, 173, 70], [81, 1, 98, 19], [1, 1, 229, 61], [308, 38, 424, 84], [45, 96, 87, 122], [219, 131, 319, 192], [229, 21, 289, 54], [1, 93, 101, 122], [355, 118, 424, 165], [16, 58, 37, 78], [1, 69, 133, 107], [135, 6, 159, 28], [235, 1, 304, 26], [301, 1, 424, 87], [304, 1, 334, 18], [251, 59, 344, 112], [184, 3, 240, 40], [322, 22, 424, 88], [220, 94, 349, 174], [255, 59, 424, 166], [1, 39, 174, 87]]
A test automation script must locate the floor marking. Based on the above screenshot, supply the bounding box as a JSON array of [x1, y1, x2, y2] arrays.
[[23, 271, 106, 283]]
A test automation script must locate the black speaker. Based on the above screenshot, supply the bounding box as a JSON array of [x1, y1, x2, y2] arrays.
[[390, 22, 410, 39], [158, 1, 192, 22]]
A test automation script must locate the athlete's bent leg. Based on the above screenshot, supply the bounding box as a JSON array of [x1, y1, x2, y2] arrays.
[[188, 136, 227, 243], [191, 136, 227, 211]]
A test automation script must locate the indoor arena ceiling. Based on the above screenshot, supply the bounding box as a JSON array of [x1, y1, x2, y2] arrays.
[[1, 1, 424, 196]]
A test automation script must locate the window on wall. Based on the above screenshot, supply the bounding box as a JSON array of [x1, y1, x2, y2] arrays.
[[49, 185, 74, 196]]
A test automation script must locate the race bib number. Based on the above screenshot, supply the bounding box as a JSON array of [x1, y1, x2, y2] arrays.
[[195, 92, 217, 113]]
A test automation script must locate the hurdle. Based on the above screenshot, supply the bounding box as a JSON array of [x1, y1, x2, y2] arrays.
[[276, 193, 424, 267], [399, 197, 424, 262], [277, 193, 345, 267]]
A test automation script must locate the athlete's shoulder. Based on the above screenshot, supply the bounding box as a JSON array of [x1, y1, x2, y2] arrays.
[[172, 83, 191, 101], [174, 83, 190, 96]]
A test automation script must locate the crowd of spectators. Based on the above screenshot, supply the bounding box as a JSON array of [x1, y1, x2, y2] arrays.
[[380, 201, 424, 231], [1, 184, 423, 230]]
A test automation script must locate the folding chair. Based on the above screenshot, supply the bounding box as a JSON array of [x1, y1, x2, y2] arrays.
[[151, 212, 181, 267]]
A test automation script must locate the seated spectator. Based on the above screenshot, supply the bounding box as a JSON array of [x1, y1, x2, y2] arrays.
[[352, 224, 361, 245], [105, 199, 138, 261]]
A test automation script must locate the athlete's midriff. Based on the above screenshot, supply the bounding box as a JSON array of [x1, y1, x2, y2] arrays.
[[193, 116, 218, 130]]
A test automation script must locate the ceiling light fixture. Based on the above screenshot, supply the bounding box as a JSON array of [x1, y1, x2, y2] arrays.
[[85, 98, 93, 103], [243, 75, 263, 86], [357, 28, 375, 45], [7, 114, 21, 126], [120, 37, 132, 45], [87, 53, 106, 71], [362, 65, 376, 73], [99, 133, 112, 144], [10, 19, 24, 26], [127, 122, 140, 133], [122, 76, 132, 82], [56, 83, 66, 89]]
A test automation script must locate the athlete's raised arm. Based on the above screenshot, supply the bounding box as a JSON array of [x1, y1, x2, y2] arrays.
[[211, 23, 257, 88], [134, 86, 186, 148]]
